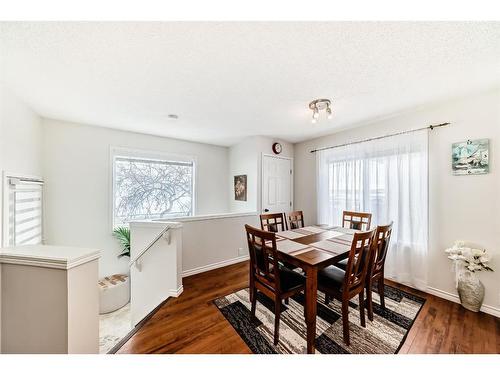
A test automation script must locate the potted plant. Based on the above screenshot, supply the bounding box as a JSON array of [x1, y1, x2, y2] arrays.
[[113, 226, 130, 258], [445, 241, 494, 312]]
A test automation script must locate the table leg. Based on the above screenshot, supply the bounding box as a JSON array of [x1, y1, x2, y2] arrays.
[[304, 265, 317, 354]]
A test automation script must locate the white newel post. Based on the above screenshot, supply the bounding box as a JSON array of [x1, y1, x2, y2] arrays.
[[0, 245, 100, 354], [129, 221, 183, 326]]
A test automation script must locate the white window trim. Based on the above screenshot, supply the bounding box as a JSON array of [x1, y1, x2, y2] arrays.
[[109, 146, 197, 230], [2, 171, 45, 247]]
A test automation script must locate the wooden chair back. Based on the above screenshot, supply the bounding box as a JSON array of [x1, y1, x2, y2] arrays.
[[260, 213, 287, 232], [370, 222, 393, 278], [245, 224, 281, 291], [343, 229, 376, 295], [287, 210, 305, 229], [342, 211, 372, 231]]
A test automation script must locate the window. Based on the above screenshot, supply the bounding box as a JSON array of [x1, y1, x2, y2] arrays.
[[112, 150, 195, 227], [316, 131, 428, 289], [326, 157, 388, 223], [3, 175, 44, 246]]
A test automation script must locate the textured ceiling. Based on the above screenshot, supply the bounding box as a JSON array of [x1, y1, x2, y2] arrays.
[[1, 22, 499, 146]]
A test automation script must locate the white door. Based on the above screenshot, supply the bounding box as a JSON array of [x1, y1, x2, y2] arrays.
[[261, 155, 292, 214]]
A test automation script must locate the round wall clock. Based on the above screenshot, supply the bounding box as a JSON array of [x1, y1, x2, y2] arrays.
[[272, 142, 282, 154]]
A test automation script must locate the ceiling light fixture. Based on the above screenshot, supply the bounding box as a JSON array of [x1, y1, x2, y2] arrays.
[[326, 106, 332, 120], [309, 99, 332, 123]]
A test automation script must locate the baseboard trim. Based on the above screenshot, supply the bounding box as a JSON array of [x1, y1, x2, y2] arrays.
[[107, 287, 183, 353], [107, 296, 171, 354], [168, 285, 184, 297], [426, 286, 500, 318], [182, 255, 249, 277]]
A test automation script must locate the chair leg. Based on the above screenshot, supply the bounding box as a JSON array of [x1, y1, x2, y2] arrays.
[[366, 280, 374, 321], [274, 297, 281, 345], [341, 300, 350, 346], [284, 297, 289, 305], [251, 287, 257, 318], [378, 279, 385, 310], [359, 290, 366, 328]]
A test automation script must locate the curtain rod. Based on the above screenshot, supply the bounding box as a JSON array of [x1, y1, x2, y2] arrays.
[[309, 122, 450, 153]]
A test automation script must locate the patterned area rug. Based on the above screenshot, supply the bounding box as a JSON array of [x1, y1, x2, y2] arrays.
[[99, 303, 132, 354], [214, 284, 425, 354]]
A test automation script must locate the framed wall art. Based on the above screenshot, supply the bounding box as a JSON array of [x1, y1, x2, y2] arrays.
[[234, 175, 247, 201], [452, 139, 489, 175]]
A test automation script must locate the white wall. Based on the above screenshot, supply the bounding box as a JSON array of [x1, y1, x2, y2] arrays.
[[129, 222, 183, 325], [0, 86, 43, 245], [42, 119, 230, 277], [0, 86, 43, 352], [294, 88, 500, 314], [179, 213, 260, 275], [228, 136, 294, 213], [229, 138, 260, 212]]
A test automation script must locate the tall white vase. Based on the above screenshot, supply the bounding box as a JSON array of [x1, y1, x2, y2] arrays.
[[457, 271, 485, 312]]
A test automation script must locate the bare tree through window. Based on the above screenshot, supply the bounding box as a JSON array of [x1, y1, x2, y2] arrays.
[[114, 156, 193, 226]]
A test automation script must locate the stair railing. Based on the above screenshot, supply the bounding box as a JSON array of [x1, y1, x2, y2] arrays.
[[129, 225, 172, 269]]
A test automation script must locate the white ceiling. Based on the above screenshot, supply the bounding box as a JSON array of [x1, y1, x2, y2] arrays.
[[1, 22, 500, 146]]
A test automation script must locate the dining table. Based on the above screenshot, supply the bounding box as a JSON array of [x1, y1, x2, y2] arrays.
[[273, 225, 359, 354]]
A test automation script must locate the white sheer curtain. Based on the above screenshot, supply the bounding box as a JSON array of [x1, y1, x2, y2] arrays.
[[316, 131, 428, 290]]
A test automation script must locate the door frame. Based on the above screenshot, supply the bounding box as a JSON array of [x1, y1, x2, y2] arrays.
[[260, 153, 294, 214]]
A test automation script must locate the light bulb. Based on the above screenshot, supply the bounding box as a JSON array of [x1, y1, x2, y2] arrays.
[[326, 106, 332, 120], [311, 117, 317, 124], [313, 108, 319, 119]]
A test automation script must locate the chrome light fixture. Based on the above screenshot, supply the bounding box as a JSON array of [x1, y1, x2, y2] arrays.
[[309, 98, 332, 123]]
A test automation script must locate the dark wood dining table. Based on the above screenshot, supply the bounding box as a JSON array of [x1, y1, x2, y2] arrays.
[[274, 226, 358, 354]]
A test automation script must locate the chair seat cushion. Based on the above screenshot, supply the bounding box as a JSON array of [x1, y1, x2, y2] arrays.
[[318, 265, 346, 289], [279, 260, 300, 270], [279, 266, 306, 292], [336, 255, 367, 271], [336, 258, 348, 270]]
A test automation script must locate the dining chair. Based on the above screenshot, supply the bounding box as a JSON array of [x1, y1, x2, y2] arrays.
[[260, 212, 287, 232], [365, 222, 393, 321], [245, 224, 306, 345], [342, 210, 372, 231], [317, 229, 376, 345], [287, 210, 305, 229], [335, 222, 394, 321]]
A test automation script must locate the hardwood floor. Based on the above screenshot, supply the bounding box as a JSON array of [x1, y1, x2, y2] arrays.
[[117, 261, 500, 354]]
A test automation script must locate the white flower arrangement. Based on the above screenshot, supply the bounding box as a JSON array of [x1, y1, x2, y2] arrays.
[[445, 240, 494, 273]]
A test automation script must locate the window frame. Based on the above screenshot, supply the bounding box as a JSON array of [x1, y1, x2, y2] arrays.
[[110, 146, 197, 229]]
